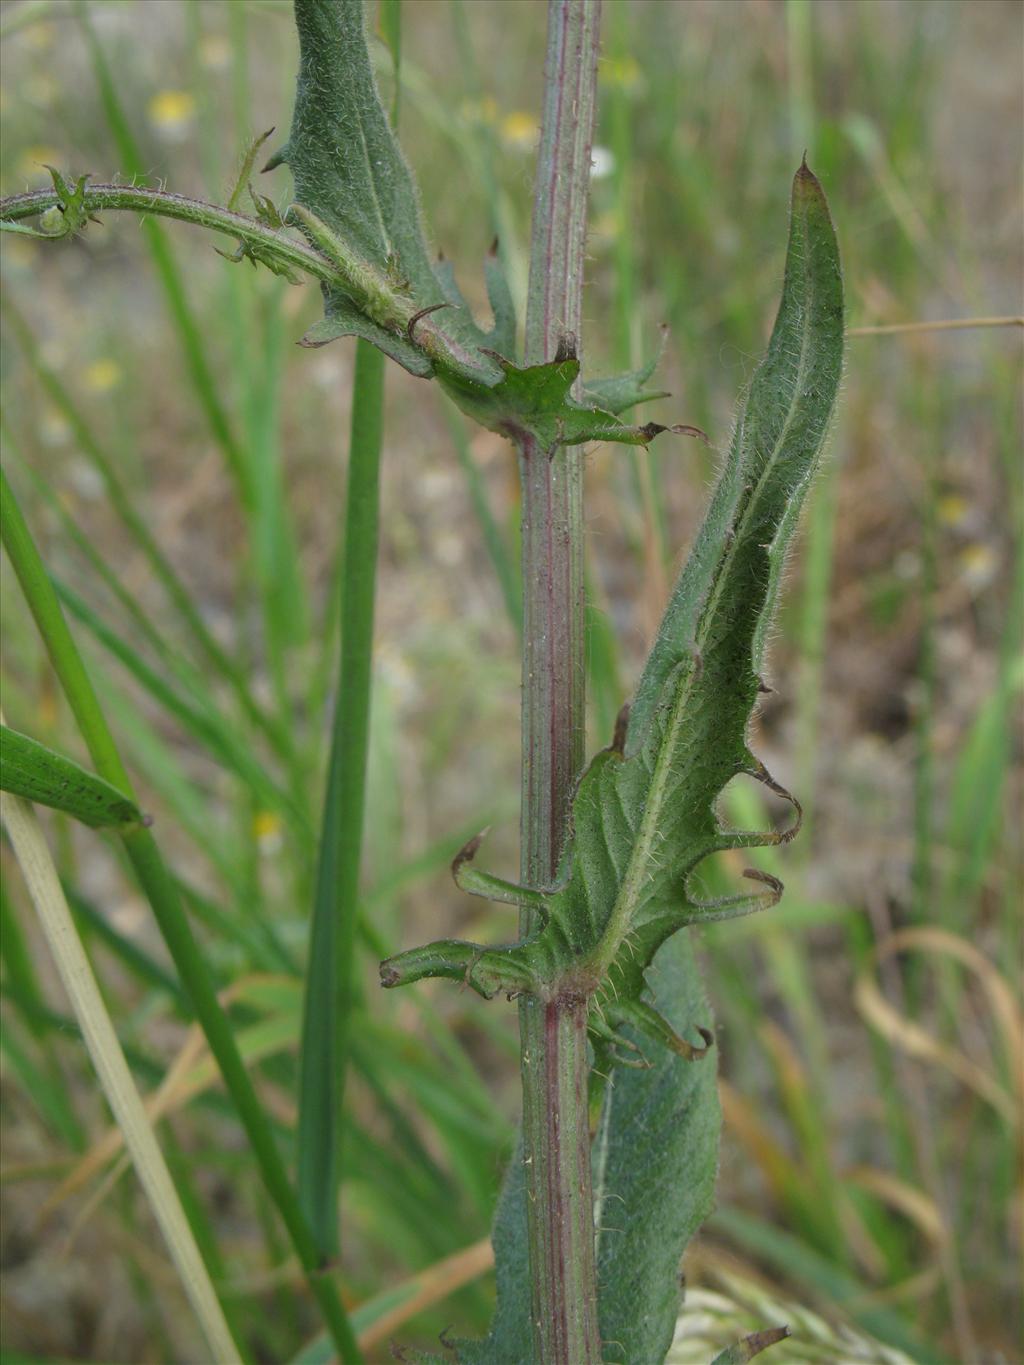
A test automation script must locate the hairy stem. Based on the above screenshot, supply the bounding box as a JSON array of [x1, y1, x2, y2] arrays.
[[518, 2, 602, 1361], [0, 184, 338, 284]]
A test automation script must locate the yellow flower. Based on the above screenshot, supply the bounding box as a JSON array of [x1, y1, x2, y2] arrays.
[[1, 236, 36, 270], [23, 20, 56, 51], [253, 810, 282, 852], [500, 111, 539, 151], [147, 89, 196, 135], [24, 74, 57, 107], [39, 408, 70, 447], [937, 492, 968, 527], [83, 358, 123, 394], [590, 209, 620, 241]]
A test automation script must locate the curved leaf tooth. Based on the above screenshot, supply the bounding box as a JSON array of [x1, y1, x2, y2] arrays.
[[606, 999, 713, 1062], [683, 867, 785, 923], [451, 830, 554, 918]]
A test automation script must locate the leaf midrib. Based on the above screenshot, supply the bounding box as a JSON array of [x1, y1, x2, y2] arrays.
[[587, 203, 818, 980]]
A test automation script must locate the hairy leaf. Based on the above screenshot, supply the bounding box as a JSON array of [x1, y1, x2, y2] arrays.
[[0, 725, 142, 828], [381, 164, 843, 1053], [382, 163, 842, 1362], [442, 933, 719, 1365], [271, 0, 682, 449], [438, 344, 688, 450], [270, 0, 499, 379], [594, 931, 720, 1362]]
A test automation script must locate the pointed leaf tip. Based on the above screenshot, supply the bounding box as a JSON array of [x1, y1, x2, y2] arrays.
[[710, 1325, 791, 1364], [669, 423, 710, 444], [452, 828, 490, 876], [0, 725, 142, 829]]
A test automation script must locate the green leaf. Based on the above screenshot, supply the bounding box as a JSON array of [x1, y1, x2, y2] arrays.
[[273, 0, 681, 451], [449, 937, 719, 1365], [272, 0, 499, 380], [594, 933, 720, 1363], [381, 163, 842, 1361], [381, 162, 843, 1034], [0, 725, 141, 828], [437, 344, 690, 451]]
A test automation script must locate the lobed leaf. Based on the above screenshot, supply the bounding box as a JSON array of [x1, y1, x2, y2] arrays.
[[271, 0, 686, 449], [270, 0, 501, 382], [438, 343, 688, 450], [381, 163, 844, 1054], [381, 163, 842, 1362]]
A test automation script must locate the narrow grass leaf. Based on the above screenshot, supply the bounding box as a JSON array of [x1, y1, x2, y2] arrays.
[[1, 788, 242, 1365], [55, 580, 301, 827], [293, 0, 395, 1264], [0, 468, 363, 1362], [76, 0, 251, 499]]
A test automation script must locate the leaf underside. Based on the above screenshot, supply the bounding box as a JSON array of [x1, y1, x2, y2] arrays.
[[382, 162, 843, 1363], [272, 0, 681, 450]]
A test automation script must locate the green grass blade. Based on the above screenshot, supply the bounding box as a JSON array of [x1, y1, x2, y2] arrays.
[[66, 886, 187, 1007], [1, 787, 243, 1364], [442, 397, 521, 629], [0, 877, 48, 1038], [0, 466, 363, 1363], [0, 1013, 84, 1149], [296, 336, 384, 1259], [0, 315, 289, 760], [54, 579, 302, 827], [76, 0, 251, 501], [295, 0, 400, 1267], [241, 289, 310, 720]]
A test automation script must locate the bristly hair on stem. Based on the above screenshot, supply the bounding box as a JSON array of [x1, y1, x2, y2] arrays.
[[515, 3, 605, 1362]]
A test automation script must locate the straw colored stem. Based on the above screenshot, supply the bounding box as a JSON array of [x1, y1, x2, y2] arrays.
[[1, 787, 243, 1365]]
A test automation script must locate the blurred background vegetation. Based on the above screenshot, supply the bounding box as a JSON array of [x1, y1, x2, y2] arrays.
[[0, 0, 1020, 1361]]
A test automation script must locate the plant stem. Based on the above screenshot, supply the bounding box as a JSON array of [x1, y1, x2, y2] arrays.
[[296, 0, 400, 1265], [296, 339, 384, 1256], [0, 183, 338, 286], [0, 468, 363, 1365], [518, 3, 602, 1360]]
